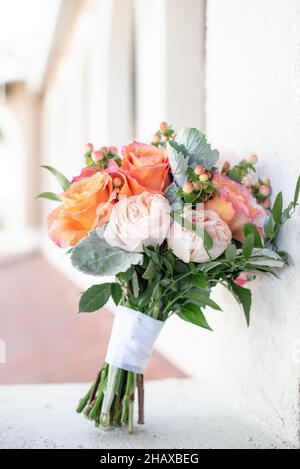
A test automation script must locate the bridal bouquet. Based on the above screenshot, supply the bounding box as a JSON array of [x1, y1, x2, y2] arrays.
[[39, 123, 299, 433]]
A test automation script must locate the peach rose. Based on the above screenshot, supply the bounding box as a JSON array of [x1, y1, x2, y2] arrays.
[[104, 192, 171, 252], [121, 141, 170, 194], [48, 172, 114, 248], [167, 208, 232, 263], [205, 173, 267, 242]]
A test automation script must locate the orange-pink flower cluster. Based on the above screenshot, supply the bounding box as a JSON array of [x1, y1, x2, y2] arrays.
[[205, 173, 267, 242], [48, 142, 170, 248]]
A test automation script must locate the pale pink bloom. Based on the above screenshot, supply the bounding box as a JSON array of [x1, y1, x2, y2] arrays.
[[104, 192, 171, 252], [167, 208, 232, 263], [234, 272, 254, 287], [205, 173, 268, 242]]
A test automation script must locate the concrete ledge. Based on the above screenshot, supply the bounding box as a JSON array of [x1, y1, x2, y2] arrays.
[[0, 380, 292, 449]]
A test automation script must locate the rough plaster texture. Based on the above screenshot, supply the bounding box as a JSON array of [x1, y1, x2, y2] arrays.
[[204, 0, 300, 447], [0, 381, 292, 449]]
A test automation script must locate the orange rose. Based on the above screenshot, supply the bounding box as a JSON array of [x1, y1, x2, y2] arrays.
[[106, 160, 133, 198], [48, 172, 114, 248], [205, 173, 267, 242], [121, 141, 170, 194]]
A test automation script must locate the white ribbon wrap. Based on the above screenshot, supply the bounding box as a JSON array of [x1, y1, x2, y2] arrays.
[[105, 306, 164, 374]]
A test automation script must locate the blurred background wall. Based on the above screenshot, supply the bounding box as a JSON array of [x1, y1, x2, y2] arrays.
[[0, 0, 299, 447]]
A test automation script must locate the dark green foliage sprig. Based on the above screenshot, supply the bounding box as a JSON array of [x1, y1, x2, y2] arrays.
[[264, 175, 300, 246], [78, 241, 285, 328]]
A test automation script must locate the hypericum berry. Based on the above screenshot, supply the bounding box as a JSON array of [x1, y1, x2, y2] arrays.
[[113, 177, 123, 188], [160, 122, 169, 132], [262, 198, 271, 209], [259, 185, 271, 197], [193, 182, 201, 191], [194, 165, 206, 176], [242, 176, 252, 187], [84, 143, 94, 153], [249, 154, 258, 164], [182, 182, 194, 194], [199, 174, 209, 183], [152, 134, 161, 143], [92, 150, 104, 162], [109, 146, 118, 155]]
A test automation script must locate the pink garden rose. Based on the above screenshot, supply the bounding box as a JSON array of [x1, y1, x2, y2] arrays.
[[167, 208, 232, 263], [71, 166, 99, 184], [104, 192, 171, 252], [205, 173, 267, 242], [234, 272, 255, 287]]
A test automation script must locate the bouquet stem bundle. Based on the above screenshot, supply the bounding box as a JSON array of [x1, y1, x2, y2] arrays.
[[76, 364, 144, 433]]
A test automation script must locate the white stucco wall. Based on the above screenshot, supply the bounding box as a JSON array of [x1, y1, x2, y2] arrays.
[[158, 0, 300, 448]]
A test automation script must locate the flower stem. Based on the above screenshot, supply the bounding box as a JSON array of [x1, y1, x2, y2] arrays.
[[121, 371, 133, 424], [137, 374, 145, 424], [100, 365, 119, 427], [76, 384, 93, 414], [128, 374, 136, 434]]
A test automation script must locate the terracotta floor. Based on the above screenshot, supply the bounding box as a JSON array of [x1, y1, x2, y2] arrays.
[[0, 254, 185, 384]]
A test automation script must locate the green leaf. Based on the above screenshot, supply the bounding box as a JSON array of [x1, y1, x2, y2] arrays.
[[176, 128, 219, 169], [243, 224, 263, 248], [264, 216, 275, 239], [165, 182, 183, 211], [247, 248, 285, 268], [243, 234, 254, 260], [166, 141, 189, 186], [142, 259, 157, 280], [41, 165, 70, 191], [144, 247, 160, 265], [293, 175, 300, 207], [111, 283, 122, 305], [117, 266, 135, 283], [225, 243, 237, 262], [138, 277, 161, 308], [36, 192, 62, 202], [71, 230, 143, 276], [272, 192, 283, 225], [202, 261, 224, 273], [79, 283, 112, 313], [177, 303, 213, 331], [174, 260, 190, 274], [230, 282, 252, 326], [131, 271, 140, 298], [191, 273, 207, 289], [185, 291, 222, 311]]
